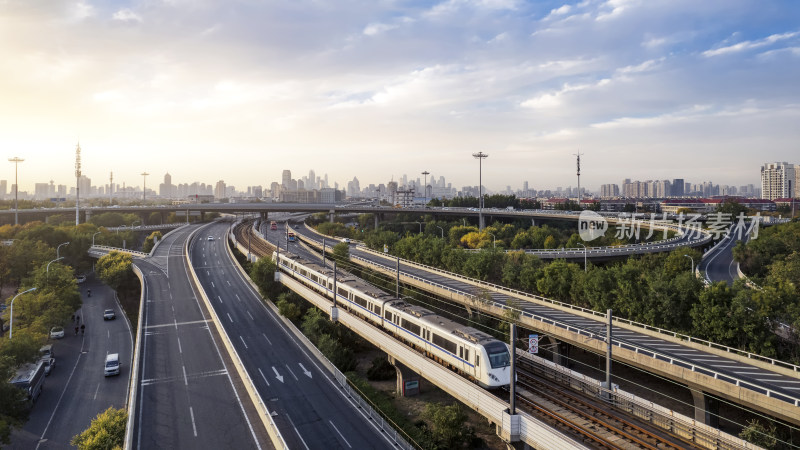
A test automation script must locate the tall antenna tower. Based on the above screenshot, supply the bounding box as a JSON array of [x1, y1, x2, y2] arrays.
[[75, 143, 82, 225], [574, 151, 583, 205]]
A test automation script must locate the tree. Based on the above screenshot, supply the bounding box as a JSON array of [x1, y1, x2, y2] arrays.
[[249, 257, 280, 299], [142, 231, 163, 253], [0, 356, 29, 445], [71, 407, 127, 450], [331, 242, 350, 264], [739, 419, 778, 449], [317, 334, 356, 372], [96, 252, 135, 292], [276, 293, 303, 322], [420, 403, 475, 449], [536, 260, 578, 300]]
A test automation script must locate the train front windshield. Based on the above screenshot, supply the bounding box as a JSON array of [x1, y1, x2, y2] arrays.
[[485, 342, 510, 369]]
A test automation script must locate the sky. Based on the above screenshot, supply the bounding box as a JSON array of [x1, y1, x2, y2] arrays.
[[1, 0, 799, 194]]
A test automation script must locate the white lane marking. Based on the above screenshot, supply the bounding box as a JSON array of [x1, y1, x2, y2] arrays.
[[218, 295, 224, 304], [189, 407, 198, 437], [272, 366, 284, 383], [239, 335, 248, 349], [177, 337, 183, 354], [108, 330, 110, 339], [262, 333, 272, 345], [299, 363, 312, 378], [286, 414, 310, 450], [93, 383, 100, 400], [258, 368, 271, 387], [207, 271, 210, 275], [235, 294, 241, 302], [227, 280, 231, 286], [144, 319, 210, 330], [211, 281, 215, 288], [247, 311, 254, 320], [227, 313, 233, 323], [329, 420, 352, 448], [285, 365, 298, 381], [183, 366, 188, 386]]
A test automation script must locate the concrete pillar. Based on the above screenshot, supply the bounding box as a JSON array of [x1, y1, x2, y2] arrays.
[[690, 389, 720, 428], [387, 355, 420, 397], [85, 210, 92, 222], [531, 218, 535, 227], [329, 209, 335, 223], [552, 339, 571, 367], [374, 214, 379, 230]]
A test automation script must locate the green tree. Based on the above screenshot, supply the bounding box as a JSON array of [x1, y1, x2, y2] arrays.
[[536, 260, 578, 300], [0, 355, 29, 445], [301, 308, 335, 343], [420, 403, 474, 449], [142, 231, 163, 253], [96, 252, 135, 292], [249, 257, 280, 299], [317, 334, 356, 372], [739, 419, 778, 449], [71, 407, 127, 450], [276, 293, 303, 322], [331, 242, 350, 265]]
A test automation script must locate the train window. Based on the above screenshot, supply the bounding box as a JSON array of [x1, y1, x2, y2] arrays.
[[485, 342, 510, 368], [458, 347, 463, 358], [384, 311, 392, 321], [355, 296, 367, 308], [432, 334, 457, 354], [476, 355, 480, 367], [401, 319, 421, 336], [464, 349, 469, 361], [337, 286, 348, 297], [300, 269, 307, 276]]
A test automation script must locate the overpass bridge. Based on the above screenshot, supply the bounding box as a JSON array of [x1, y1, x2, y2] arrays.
[[280, 221, 800, 430]]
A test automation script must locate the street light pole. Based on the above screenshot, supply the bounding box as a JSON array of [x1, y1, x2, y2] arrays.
[[8, 157, 24, 226], [421, 171, 429, 208], [435, 226, 444, 239], [9, 287, 37, 339], [414, 221, 422, 233], [472, 152, 488, 230], [141, 172, 150, 202], [56, 241, 70, 259], [47, 257, 64, 282], [487, 232, 496, 249], [577, 243, 587, 272], [92, 231, 101, 247], [684, 254, 694, 275]]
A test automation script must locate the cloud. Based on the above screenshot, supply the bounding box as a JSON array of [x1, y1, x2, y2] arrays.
[[71, 1, 95, 20], [521, 78, 611, 109], [113, 8, 142, 23], [703, 31, 800, 57]]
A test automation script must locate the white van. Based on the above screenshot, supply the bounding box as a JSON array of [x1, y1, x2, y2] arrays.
[[104, 353, 120, 377]]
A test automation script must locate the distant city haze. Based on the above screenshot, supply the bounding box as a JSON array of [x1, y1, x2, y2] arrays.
[[2, 2, 799, 192]]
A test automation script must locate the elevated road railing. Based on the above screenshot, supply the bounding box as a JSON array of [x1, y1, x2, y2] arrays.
[[88, 245, 149, 258], [104, 223, 185, 232], [297, 225, 800, 426]]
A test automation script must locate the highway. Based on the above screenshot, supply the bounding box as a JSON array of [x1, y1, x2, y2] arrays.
[[699, 227, 748, 286], [10, 278, 132, 450], [190, 221, 395, 449], [131, 224, 269, 449], [282, 221, 800, 425]]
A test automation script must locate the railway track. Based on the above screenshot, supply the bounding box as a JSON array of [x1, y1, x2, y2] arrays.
[[234, 219, 703, 449], [512, 358, 697, 449]]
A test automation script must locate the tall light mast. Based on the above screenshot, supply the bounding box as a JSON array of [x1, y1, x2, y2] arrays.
[[8, 157, 24, 226], [75, 143, 81, 225], [574, 152, 583, 206], [109, 171, 113, 204], [141, 172, 149, 201]]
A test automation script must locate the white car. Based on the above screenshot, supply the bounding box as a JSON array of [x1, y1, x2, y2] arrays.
[[342, 238, 351, 244], [103, 309, 116, 320], [76, 275, 87, 284], [207, 236, 214, 241], [49, 326, 65, 339]]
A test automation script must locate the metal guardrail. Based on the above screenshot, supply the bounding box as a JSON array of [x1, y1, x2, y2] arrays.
[[105, 223, 184, 232], [346, 250, 800, 408], [124, 264, 147, 450], [519, 351, 758, 450], [89, 245, 149, 258]]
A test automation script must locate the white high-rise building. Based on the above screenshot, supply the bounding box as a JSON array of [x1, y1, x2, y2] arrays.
[[761, 162, 797, 200]]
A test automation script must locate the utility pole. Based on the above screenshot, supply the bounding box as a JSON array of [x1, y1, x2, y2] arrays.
[[141, 172, 149, 202], [8, 157, 24, 226], [109, 171, 113, 205], [574, 151, 583, 207], [472, 152, 488, 230], [75, 143, 81, 226]]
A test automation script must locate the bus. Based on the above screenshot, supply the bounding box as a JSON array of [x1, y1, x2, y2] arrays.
[[287, 231, 296, 242], [270, 221, 278, 231], [10, 360, 45, 403]]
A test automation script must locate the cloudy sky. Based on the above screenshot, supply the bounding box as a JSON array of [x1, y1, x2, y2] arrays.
[[1, 0, 799, 194]]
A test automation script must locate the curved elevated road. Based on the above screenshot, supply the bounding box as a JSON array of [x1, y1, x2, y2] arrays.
[[191, 221, 395, 449]]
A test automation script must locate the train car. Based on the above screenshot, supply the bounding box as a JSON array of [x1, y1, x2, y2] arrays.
[[273, 251, 511, 388]]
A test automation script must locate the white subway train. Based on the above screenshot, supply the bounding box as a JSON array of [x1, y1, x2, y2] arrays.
[[274, 251, 512, 388]]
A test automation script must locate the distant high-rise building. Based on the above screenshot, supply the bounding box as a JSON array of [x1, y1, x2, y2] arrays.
[[761, 162, 796, 200], [214, 180, 226, 198], [282, 170, 292, 190], [671, 179, 684, 197], [34, 183, 49, 199], [0, 180, 6, 199], [159, 172, 175, 198], [600, 184, 619, 198]]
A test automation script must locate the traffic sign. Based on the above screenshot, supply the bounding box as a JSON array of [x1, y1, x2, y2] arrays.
[[529, 334, 539, 354]]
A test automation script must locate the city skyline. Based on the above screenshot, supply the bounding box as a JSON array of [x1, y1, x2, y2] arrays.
[[2, 2, 799, 191]]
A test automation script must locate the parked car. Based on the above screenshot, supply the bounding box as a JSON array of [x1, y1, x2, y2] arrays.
[[40, 357, 55, 376], [49, 326, 65, 339], [103, 309, 116, 320]]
